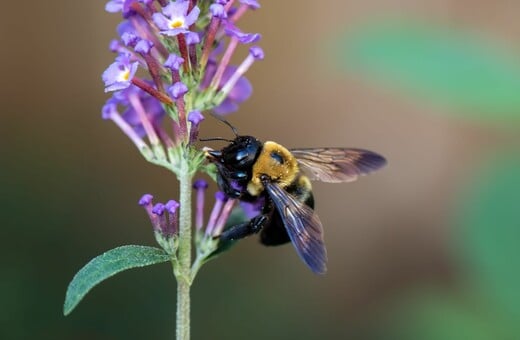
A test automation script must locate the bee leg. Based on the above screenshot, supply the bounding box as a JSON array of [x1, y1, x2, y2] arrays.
[[219, 214, 269, 241]]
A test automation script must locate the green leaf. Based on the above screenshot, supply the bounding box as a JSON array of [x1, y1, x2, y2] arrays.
[[64, 245, 170, 316], [458, 157, 520, 323], [339, 20, 520, 119]]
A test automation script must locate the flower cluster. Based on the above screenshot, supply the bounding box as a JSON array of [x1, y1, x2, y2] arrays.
[[101, 0, 264, 170], [140, 179, 241, 270], [139, 194, 180, 253]]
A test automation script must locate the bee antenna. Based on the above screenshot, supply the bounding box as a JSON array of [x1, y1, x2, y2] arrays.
[[199, 137, 234, 142], [210, 112, 239, 137]]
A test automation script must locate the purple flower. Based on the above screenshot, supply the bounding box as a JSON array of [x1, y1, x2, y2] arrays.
[[122, 32, 140, 48], [202, 61, 252, 114], [102, 54, 139, 92], [185, 32, 201, 45], [249, 46, 265, 60], [164, 200, 180, 236], [188, 110, 204, 143], [224, 24, 261, 44], [105, 0, 124, 13], [152, 1, 200, 37], [209, 4, 227, 19], [102, 0, 264, 152], [169, 81, 188, 99], [240, 0, 260, 9], [188, 110, 204, 125], [139, 194, 154, 206], [152, 203, 166, 216], [141, 197, 180, 238], [134, 39, 154, 54], [164, 54, 184, 71]]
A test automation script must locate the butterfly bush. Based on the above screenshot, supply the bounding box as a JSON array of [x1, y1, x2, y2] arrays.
[[101, 0, 262, 252], [102, 0, 263, 172], [65, 1, 263, 339]]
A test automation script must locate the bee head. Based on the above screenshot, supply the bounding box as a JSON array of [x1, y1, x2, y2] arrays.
[[208, 136, 262, 170]]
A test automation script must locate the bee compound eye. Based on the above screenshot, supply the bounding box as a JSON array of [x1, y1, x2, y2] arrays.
[[260, 174, 269, 182]]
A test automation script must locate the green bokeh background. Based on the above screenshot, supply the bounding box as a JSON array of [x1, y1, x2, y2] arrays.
[[2, 1, 520, 339]]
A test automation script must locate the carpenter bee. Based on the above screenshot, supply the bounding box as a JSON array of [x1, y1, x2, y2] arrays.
[[204, 119, 386, 274]]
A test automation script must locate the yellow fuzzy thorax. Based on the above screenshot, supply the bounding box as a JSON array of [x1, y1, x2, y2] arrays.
[[247, 141, 299, 196]]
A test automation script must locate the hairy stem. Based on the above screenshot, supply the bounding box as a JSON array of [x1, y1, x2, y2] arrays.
[[176, 156, 192, 340]]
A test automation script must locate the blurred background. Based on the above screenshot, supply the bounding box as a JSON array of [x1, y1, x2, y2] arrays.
[[2, 0, 520, 339]]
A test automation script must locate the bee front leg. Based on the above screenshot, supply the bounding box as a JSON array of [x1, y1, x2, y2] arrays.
[[218, 214, 269, 241]]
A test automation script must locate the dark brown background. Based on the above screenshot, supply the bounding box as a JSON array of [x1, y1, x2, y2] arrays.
[[1, 1, 519, 339]]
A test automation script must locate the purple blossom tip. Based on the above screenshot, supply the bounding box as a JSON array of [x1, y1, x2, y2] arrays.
[[152, 203, 166, 216], [139, 194, 154, 206], [249, 46, 264, 60], [164, 54, 184, 71], [188, 110, 204, 125], [240, 0, 261, 9], [109, 39, 120, 52], [165, 200, 180, 214], [105, 0, 124, 13], [225, 24, 261, 44], [121, 32, 139, 47], [169, 82, 188, 99], [101, 99, 118, 120], [185, 32, 201, 45], [210, 4, 227, 18], [134, 39, 154, 54], [193, 179, 208, 190], [215, 191, 227, 202]]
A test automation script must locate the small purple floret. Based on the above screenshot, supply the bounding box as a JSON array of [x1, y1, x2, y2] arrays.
[[249, 46, 264, 60], [240, 0, 260, 9], [101, 99, 119, 120], [109, 39, 121, 52], [169, 82, 188, 99], [210, 4, 227, 19], [139, 194, 154, 206], [185, 32, 201, 45], [121, 32, 139, 47], [165, 200, 180, 214], [152, 203, 166, 216], [188, 110, 204, 125], [225, 24, 261, 44], [193, 179, 209, 190], [164, 54, 184, 71], [105, 0, 124, 13], [134, 39, 154, 54], [215, 191, 227, 202]]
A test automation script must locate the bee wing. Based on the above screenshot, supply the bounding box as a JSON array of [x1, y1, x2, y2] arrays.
[[291, 148, 387, 183], [265, 182, 327, 274]]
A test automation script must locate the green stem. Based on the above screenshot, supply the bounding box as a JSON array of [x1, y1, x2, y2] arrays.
[[176, 156, 192, 340]]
